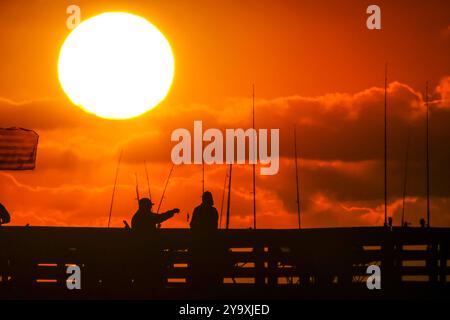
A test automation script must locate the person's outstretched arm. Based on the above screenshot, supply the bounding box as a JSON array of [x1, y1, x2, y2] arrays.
[[155, 208, 179, 224]]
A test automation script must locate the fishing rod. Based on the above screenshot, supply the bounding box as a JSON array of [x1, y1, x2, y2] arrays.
[[202, 162, 205, 194], [157, 164, 175, 214], [107, 149, 123, 228], [144, 160, 152, 200], [425, 81, 431, 228], [225, 164, 232, 229], [252, 84, 257, 229], [219, 165, 228, 229], [294, 125, 301, 229], [401, 130, 410, 227], [384, 62, 388, 227], [135, 172, 140, 205]]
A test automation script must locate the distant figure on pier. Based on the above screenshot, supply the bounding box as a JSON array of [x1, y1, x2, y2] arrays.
[[190, 191, 218, 231], [131, 198, 179, 233], [0, 203, 10, 226], [420, 218, 426, 228]]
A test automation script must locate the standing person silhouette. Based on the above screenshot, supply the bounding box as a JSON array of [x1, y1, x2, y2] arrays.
[[130, 198, 179, 294], [189, 191, 222, 291], [190, 191, 218, 231]]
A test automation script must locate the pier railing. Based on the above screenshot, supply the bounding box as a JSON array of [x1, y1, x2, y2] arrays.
[[0, 226, 449, 299]]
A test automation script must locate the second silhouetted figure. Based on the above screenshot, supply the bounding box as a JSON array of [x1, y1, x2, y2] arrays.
[[190, 191, 218, 231]]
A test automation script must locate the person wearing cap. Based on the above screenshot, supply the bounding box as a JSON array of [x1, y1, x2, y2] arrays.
[[130, 198, 179, 290], [131, 198, 179, 233]]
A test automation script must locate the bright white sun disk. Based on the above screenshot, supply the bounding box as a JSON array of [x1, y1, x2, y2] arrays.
[[58, 12, 175, 119]]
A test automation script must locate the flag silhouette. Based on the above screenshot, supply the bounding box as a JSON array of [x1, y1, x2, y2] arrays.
[[0, 127, 39, 170]]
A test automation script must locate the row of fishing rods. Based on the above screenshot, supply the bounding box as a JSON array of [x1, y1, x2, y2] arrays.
[[219, 70, 431, 229], [106, 85, 304, 230], [218, 72, 428, 230], [384, 64, 432, 228], [218, 85, 302, 230], [209, 85, 301, 230], [107, 67, 431, 230]]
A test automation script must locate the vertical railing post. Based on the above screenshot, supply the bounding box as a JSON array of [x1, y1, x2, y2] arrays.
[[439, 242, 447, 284], [381, 230, 395, 292], [267, 246, 278, 287], [427, 242, 438, 283], [254, 243, 265, 286]]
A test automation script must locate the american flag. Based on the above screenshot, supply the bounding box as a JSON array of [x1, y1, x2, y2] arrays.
[[0, 127, 39, 170]]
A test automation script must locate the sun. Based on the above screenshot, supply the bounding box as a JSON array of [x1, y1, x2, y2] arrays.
[[58, 12, 175, 119]]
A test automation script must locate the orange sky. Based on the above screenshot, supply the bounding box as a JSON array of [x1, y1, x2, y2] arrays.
[[0, 0, 449, 228]]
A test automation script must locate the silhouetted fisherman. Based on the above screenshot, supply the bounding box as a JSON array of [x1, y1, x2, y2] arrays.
[[130, 198, 179, 294], [131, 198, 179, 232], [190, 191, 218, 231], [0, 203, 10, 226], [189, 191, 222, 290]]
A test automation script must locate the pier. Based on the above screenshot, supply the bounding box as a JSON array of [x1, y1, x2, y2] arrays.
[[1, 226, 449, 299]]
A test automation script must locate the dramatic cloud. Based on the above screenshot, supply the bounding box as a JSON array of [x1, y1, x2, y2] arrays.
[[1, 77, 449, 228]]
